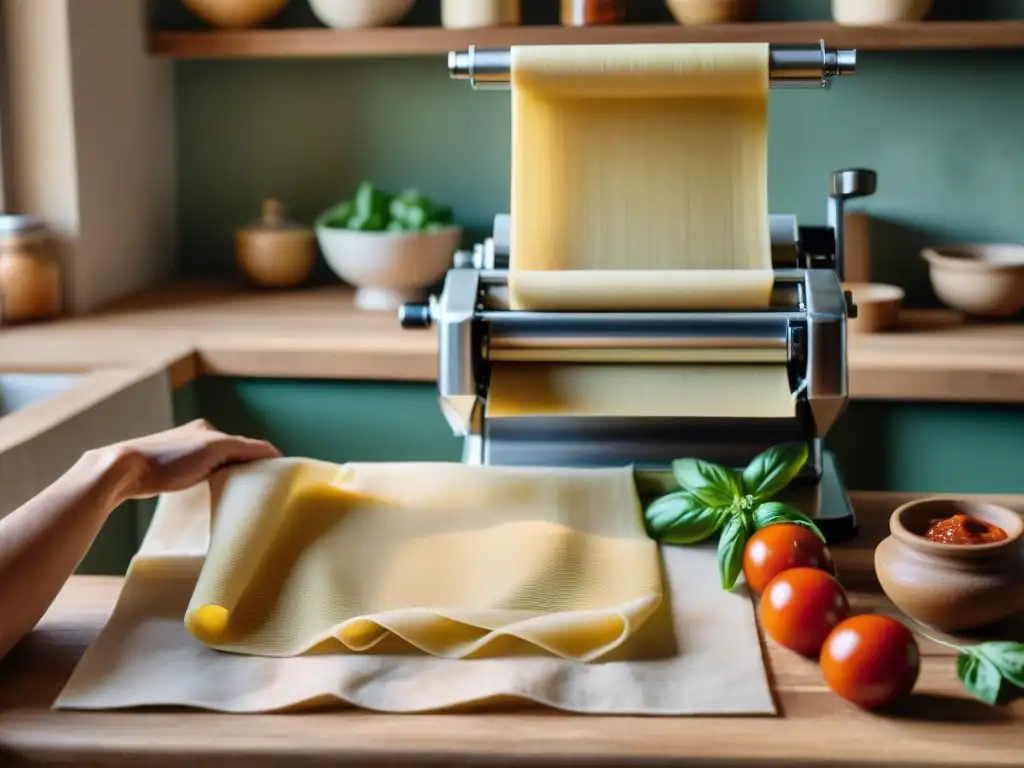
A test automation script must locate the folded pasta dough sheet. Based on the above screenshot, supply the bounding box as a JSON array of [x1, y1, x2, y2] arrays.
[[487, 363, 796, 420], [54, 476, 776, 715], [509, 42, 773, 311], [184, 459, 662, 661]]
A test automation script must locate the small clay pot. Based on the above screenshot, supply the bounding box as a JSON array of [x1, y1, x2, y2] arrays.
[[875, 497, 1024, 633], [235, 199, 315, 289]]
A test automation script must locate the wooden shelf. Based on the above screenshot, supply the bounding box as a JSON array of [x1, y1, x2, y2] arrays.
[[149, 21, 1024, 59]]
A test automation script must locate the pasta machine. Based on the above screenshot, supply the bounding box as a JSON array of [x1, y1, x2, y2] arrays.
[[399, 42, 875, 542]]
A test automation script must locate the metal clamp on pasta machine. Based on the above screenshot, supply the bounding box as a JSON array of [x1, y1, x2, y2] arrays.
[[399, 43, 876, 543]]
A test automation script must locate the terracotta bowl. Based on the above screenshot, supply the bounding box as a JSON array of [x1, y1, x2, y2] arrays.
[[843, 282, 903, 334], [875, 497, 1024, 633], [665, 0, 756, 24], [921, 244, 1024, 318], [182, 0, 289, 28]]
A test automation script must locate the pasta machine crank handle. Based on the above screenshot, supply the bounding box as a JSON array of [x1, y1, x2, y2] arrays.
[[827, 169, 878, 283], [448, 41, 857, 89]]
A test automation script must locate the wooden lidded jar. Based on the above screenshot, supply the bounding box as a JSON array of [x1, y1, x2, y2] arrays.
[[235, 199, 316, 289], [0, 214, 62, 323]]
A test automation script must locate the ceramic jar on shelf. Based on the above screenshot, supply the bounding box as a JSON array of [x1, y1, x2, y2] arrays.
[[235, 199, 315, 289], [561, 0, 626, 26], [832, 0, 933, 24], [442, 0, 520, 28], [0, 214, 62, 323]]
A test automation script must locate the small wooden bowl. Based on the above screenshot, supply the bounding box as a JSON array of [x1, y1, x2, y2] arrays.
[[843, 282, 904, 334], [875, 497, 1024, 632], [665, 0, 756, 24], [182, 0, 289, 29]]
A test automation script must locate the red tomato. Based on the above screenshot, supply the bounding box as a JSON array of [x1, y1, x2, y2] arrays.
[[759, 568, 850, 657], [742, 523, 834, 595], [820, 614, 920, 710]]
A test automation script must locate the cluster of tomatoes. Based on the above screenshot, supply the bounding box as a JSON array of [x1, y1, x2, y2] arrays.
[[742, 523, 921, 710]]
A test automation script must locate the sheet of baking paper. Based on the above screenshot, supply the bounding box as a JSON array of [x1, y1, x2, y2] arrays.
[[509, 43, 773, 311], [54, 477, 776, 716], [487, 363, 796, 420]]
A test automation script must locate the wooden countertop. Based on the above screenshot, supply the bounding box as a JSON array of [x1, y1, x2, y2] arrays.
[[1, 491, 1023, 766], [1, 280, 1024, 402]]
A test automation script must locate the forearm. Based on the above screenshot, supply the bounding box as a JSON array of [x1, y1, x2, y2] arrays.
[[0, 448, 134, 660]]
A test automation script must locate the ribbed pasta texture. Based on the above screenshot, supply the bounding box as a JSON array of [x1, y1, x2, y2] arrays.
[[509, 42, 773, 312], [185, 460, 663, 661]]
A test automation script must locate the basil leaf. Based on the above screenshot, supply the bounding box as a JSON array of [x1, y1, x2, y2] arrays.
[[957, 651, 1004, 705], [741, 442, 809, 502], [974, 642, 1024, 689], [752, 501, 826, 543], [644, 492, 728, 544], [672, 458, 741, 507], [717, 512, 753, 591]]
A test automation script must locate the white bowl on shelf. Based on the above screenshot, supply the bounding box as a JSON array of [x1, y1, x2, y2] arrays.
[[832, 0, 932, 24], [920, 244, 1024, 318], [316, 226, 462, 311], [307, 0, 415, 28]]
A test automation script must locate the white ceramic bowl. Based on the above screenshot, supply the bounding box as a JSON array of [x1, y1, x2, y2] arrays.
[[307, 0, 415, 28], [920, 244, 1024, 318], [832, 0, 932, 24], [317, 226, 462, 311]]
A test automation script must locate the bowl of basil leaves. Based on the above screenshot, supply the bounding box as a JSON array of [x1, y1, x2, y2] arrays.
[[315, 181, 461, 311]]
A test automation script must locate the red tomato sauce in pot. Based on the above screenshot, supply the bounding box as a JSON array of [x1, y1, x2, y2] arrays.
[[922, 514, 1008, 545]]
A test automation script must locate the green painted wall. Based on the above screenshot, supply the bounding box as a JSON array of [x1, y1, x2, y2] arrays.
[[171, 0, 1024, 307]]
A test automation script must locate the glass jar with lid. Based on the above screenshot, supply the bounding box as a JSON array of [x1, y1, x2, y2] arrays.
[[561, 0, 626, 25], [0, 214, 62, 323]]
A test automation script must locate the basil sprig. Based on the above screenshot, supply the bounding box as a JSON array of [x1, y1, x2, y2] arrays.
[[643, 442, 825, 590], [929, 638, 1024, 705]]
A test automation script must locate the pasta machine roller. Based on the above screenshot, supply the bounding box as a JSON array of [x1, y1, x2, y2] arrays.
[[448, 40, 857, 89], [399, 43, 875, 542]]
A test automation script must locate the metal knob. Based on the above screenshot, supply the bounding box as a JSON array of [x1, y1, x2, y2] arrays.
[[399, 302, 433, 329], [831, 168, 877, 199], [844, 290, 858, 320]]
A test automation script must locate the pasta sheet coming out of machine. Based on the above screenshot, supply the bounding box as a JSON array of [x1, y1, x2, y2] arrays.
[[493, 42, 794, 421]]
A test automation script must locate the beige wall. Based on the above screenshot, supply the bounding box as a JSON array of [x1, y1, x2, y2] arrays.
[[2, 0, 175, 315]]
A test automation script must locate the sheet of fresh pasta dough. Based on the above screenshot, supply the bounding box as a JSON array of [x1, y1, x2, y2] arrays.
[[183, 459, 662, 662], [487, 363, 796, 420], [509, 42, 773, 312], [500, 42, 792, 420]]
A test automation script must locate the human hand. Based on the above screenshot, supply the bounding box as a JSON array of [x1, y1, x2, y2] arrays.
[[98, 419, 281, 501]]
